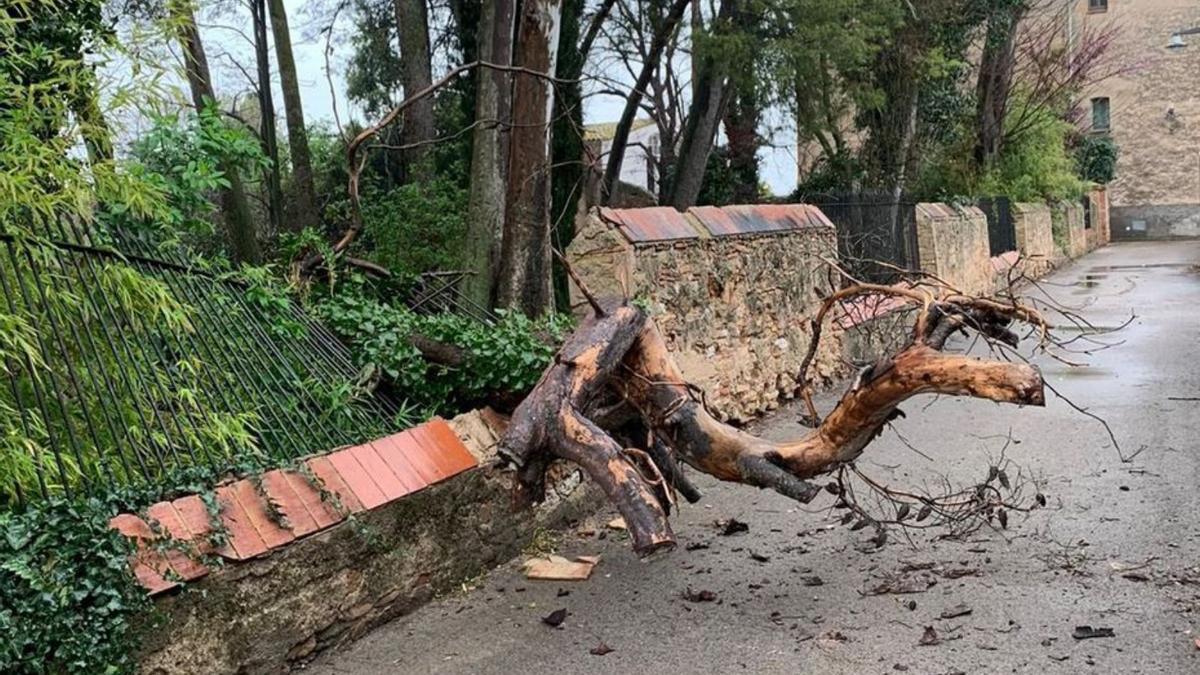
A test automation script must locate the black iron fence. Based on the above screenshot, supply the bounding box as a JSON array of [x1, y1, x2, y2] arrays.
[[806, 190, 920, 284], [978, 196, 1016, 256], [0, 217, 398, 508]]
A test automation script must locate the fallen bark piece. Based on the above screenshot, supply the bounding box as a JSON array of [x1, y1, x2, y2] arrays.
[[524, 557, 596, 581], [940, 603, 973, 619], [918, 626, 940, 646], [1071, 625, 1115, 640], [682, 587, 717, 603]]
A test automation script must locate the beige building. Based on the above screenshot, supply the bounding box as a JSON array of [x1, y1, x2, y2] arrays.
[[1066, 0, 1200, 238]]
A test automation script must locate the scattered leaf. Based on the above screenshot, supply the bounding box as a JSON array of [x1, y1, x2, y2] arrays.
[[718, 519, 749, 536], [589, 642, 614, 656], [750, 551, 770, 563], [542, 608, 567, 627], [918, 626, 940, 646]]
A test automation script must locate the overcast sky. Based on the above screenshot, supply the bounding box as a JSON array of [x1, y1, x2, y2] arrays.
[[188, 0, 798, 196]]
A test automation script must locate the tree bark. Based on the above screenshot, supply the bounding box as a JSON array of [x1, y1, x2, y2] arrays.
[[394, 0, 436, 178], [667, 0, 734, 210], [462, 0, 516, 308], [496, 0, 563, 317], [267, 0, 319, 234], [173, 1, 262, 264], [500, 290, 1046, 556], [723, 80, 760, 204], [599, 0, 692, 205], [251, 0, 284, 237], [974, 4, 1024, 172]]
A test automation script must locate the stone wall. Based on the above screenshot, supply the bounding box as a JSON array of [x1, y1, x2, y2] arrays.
[[132, 413, 599, 674], [1086, 188, 1111, 251], [567, 205, 844, 422], [913, 203, 992, 295], [1011, 202, 1056, 276], [1053, 201, 1087, 260], [1111, 203, 1200, 240]]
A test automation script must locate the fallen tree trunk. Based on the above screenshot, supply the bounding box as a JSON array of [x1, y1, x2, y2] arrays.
[[499, 288, 1046, 556]]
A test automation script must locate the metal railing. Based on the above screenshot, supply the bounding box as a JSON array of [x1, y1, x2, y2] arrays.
[[0, 217, 398, 508], [805, 190, 920, 284]]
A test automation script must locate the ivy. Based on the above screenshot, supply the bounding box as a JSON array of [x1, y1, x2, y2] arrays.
[[0, 499, 150, 674], [1074, 134, 1118, 185], [315, 280, 572, 417]]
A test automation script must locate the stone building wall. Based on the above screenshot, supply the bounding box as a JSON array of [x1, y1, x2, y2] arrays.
[[1065, 0, 1200, 238], [567, 205, 844, 422], [914, 203, 993, 295]]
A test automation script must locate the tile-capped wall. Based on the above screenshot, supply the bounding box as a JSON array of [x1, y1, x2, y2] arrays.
[[112, 418, 478, 596], [569, 205, 844, 421]]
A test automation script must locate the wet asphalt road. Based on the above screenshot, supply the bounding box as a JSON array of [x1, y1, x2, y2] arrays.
[[308, 241, 1200, 674]]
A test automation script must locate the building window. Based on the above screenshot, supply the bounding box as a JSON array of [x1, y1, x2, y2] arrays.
[[1089, 0, 1107, 12], [1091, 97, 1111, 132]]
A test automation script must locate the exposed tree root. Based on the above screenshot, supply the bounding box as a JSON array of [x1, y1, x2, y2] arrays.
[[499, 288, 1047, 556]]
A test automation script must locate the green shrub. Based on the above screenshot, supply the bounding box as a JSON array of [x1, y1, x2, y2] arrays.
[[358, 177, 469, 278], [1074, 134, 1118, 185], [0, 499, 150, 674], [315, 283, 571, 416]]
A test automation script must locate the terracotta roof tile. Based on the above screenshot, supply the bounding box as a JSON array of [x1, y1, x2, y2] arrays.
[[600, 207, 698, 242], [688, 204, 832, 237], [170, 494, 215, 555], [414, 418, 479, 480], [259, 469, 321, 538], [326, 447, 388, 509], [305, 455, 365, 513], [348, 443, 414, 504], [108, 514, 180, 595], [144, 502, 209, 581], [213, 484, 270, 560], [280, 469, 345, 530], [372, 432, 438, 488]]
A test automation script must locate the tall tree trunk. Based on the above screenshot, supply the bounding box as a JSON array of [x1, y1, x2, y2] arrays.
[[173, 1, 262, 264], [462, 0, 516, 307], [723, 81, 760, 203], [251, 0, 284, 237], [667, 0, 734, 211], [599, 0, 692, 204], [267, 0, 319, 234], [496, 0, 563, 317], [861, 41, 920, 256], [394, 0, 435, 178], [719, 1, 759, 203], [974, 4, 1024, 172], [550, 0, 585, 309]]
